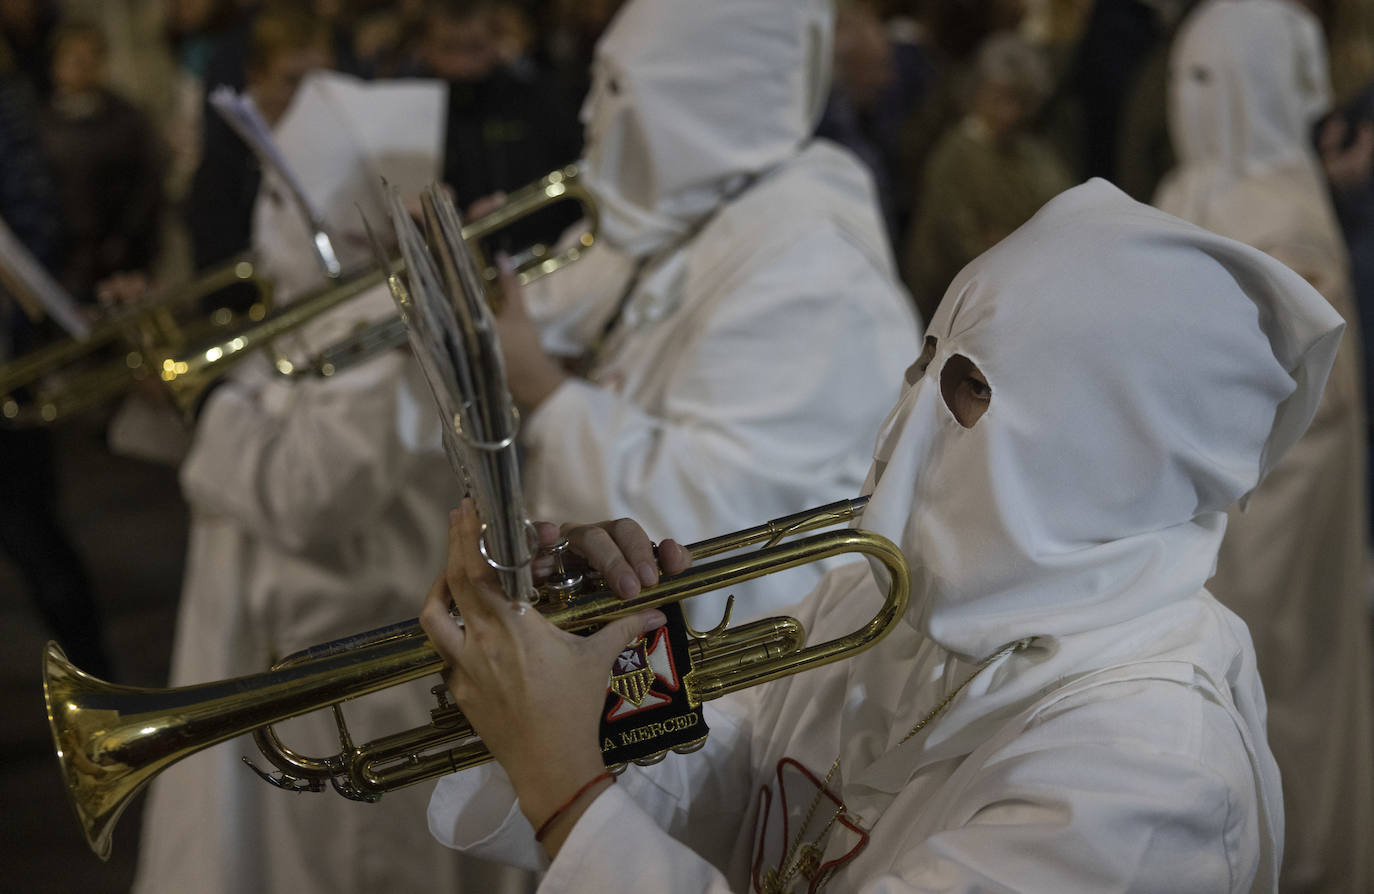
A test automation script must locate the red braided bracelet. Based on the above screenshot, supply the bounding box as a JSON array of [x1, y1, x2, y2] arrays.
[[534, 771, 617, 844]]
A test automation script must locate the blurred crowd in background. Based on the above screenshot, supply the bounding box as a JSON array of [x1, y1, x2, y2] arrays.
[[3, 0, 1374, 321], [4, 3, 1374, 891]]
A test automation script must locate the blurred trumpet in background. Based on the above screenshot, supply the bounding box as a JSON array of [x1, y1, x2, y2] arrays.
[[158, 165, 596, 419], [0, 165, 596, 426], [0, 258, 271, 426]]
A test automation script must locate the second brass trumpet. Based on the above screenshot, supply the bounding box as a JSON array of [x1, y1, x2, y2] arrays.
[[156, 165, 597, 418], [1, 165, 597, 424], [0, 258, 270, 426]]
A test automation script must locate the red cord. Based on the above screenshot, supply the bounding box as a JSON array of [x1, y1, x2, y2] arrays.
[[534, 771, 617, 843]]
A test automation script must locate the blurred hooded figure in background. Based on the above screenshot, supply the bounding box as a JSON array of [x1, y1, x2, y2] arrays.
[[129, 73, 493, 894], [423, 180, 1339, 892], [1156, 3, 1374, 889], [491, 0, 921, 627]]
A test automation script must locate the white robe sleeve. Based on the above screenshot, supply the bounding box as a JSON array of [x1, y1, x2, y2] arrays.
[[428, 690, 758, 875], [521, 227, 916, 540], [523, 228, 637, 358], [538, 676, 1262, 893], [179, 350, 432, 553]]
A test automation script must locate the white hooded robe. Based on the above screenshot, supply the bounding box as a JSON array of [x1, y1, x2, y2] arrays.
[[130, 76, 502, 894], [426, 181, 1334, 893], [516, 0, 920, 628], [1155, 4, 1374, 889]]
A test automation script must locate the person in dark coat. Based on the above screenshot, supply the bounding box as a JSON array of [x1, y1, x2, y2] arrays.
[[422, 0, 583, 249], [183, 9, 332, 274], [40, 21, 162, 301], [0, 47, 111, 679]]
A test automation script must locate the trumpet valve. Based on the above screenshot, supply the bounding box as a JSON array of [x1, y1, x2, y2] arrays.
[[539, 538, 584, 606]]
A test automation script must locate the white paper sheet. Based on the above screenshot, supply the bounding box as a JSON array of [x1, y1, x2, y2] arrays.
[[0, 214, 89, 339], [211, 74, 445, 276], [264, 72, 446, 273]]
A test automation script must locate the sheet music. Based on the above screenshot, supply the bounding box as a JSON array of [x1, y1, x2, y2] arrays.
[[309, 73, 446, 202], [209, 85, 326, 227], [236, 71, 445, 277], [378, 185, 535, 605], [0, 214, 90, 340]]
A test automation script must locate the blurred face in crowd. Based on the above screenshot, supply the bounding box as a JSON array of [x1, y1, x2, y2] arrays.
[[490, 2, 534, 65], [974, 80, 1033, 143], [423, 10, 497, 82], [167, 0, 216, 34], [835, 2, 893, 110], [52, 31, 107, 97], [248, 42, 331, 125], [0, 0, 39, 38]]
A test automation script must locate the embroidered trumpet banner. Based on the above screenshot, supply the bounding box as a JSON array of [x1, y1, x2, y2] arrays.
[[598, 602, 709, 767]]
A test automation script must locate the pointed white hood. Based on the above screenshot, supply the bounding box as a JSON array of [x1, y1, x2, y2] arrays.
[[1168, 0, 1327, 174], [861, 178, 1342, 662], [838, 180, 1336, 888], [580, 0, 833, 257], [1158, 0, 1331, 224]]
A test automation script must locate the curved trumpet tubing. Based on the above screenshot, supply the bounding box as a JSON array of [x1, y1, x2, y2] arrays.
[[44, 497, 908, 860]]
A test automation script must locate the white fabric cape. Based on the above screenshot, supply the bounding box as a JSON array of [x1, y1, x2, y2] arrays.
[[522, 139, 918, 628], [515, 0, 919, 627]]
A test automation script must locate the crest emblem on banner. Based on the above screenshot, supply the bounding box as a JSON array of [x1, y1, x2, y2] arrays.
[[607, 627, 680, 720], [598, 604, 709, 767]]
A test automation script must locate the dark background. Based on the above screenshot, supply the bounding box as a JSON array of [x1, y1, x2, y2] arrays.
[[1, 418, 186, 894]]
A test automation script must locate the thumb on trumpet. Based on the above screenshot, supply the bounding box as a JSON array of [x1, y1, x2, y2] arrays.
[[589, 609, 668, 666]]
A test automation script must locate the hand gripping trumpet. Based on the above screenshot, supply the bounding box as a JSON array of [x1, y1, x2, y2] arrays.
[[42, 186, 911, 861]]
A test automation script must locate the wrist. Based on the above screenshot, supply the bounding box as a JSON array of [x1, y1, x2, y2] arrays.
[[511, 360, 567, 414], [514, 746, 606, 830], [532, 771, 615, 858]]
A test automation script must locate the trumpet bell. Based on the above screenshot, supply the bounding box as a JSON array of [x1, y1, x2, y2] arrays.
[[44, 642, 157, 861], [45, 613, 452, 859]]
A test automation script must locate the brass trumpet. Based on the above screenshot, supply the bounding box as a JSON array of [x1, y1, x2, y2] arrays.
[[157, 165, 597, 418], [1, 165, 596, 424], [44, 497, 909, 861], [0, 258, 271, 425]]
